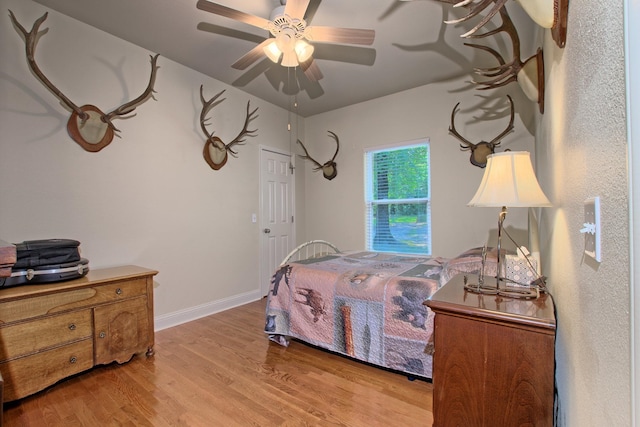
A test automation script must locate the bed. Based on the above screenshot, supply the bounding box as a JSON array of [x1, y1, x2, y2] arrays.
[[264, 241, 498, 380]]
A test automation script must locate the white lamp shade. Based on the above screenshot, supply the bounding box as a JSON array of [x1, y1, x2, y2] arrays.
[[468, 151, 551, 208]]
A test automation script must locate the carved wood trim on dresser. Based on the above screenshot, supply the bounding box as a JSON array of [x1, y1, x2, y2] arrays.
[[0, 265, 157, 402]]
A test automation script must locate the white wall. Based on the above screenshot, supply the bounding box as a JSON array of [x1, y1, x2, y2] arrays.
[[1, 0, 548, 341], [536, 0, 631, 425], [302, 80, 539, 258], [0, 0, 302, 328], [628, 0, 640, 422]]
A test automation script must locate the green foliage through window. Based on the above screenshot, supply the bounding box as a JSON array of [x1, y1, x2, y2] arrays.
[[365, 142, 431, 255]]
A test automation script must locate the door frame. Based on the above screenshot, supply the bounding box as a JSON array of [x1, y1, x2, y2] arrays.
[[259, 144, 296, 297]]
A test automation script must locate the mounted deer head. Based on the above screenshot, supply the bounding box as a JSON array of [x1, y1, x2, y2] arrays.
[[297, 131, 340, 181], [449, 95, 514, 168], [445, 0, 567, 48], [460, 6, 545, 113], [199, 85, 259, 170], [9, 11, 159, 152]]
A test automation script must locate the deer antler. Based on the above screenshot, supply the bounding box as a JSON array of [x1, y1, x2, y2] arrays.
[[9, 10, 161, 151], [297, 131, 340, 180], [225, 100, 259, 156], [449, 95, 515, 168], [102, 54, 160, 134], [444, 0, 510, 38], [297, 139, 323, 170], [9, 10, 87, 121], [199, 85, 259, 170], [327, 131, 340, 164], [445, 0, 566, 48], [449, 102, 475, 150], [199, 85, 226, 142], [462, 7, 545, 113]]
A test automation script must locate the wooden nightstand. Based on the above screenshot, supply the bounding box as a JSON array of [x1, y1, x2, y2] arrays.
[[426, 274, 556, 427]]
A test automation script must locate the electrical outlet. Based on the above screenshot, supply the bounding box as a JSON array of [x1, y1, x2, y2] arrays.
[[582, 197, 601, 262]]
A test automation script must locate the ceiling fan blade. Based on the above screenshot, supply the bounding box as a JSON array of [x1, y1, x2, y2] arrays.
[[300, 58, 323, 82], [312, 44, 376, 66], [232, 39, 271, 70], [284, 0, 311, 20], [307, 26, 375, 45], [196, 0, 271, 29]]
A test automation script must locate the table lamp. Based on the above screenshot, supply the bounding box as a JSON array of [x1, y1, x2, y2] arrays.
[[467, 151, 551, 297]]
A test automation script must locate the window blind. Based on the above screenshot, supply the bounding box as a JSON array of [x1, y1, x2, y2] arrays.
[[364, 141, 431, 255]]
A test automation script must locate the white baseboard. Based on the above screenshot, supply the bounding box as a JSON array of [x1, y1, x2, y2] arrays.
[[154, 289, 263, 331]]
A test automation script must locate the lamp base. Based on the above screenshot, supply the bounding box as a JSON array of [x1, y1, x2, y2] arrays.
[[463, 282, 499, 295], [463, 274, 499, 295], [498, 286, 539, 299], [463, 275, 539, 299]]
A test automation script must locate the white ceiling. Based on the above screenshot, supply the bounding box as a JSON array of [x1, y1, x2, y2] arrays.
[[31, 0, 536, 117]]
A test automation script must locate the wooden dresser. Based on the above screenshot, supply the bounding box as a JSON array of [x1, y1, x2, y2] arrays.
[[0, 240, 15, 424], [426, 274, 556, 427], [0, 265, 157, 402]]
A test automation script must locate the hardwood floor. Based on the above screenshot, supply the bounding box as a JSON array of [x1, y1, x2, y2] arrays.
[[2, 298, 434, 426]]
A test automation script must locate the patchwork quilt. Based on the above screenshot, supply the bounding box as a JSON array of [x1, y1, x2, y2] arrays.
[[264, 251, 448, 379]]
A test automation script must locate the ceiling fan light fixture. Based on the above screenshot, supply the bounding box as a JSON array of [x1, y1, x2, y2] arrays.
[[294, 39, 314, 63], [281, 50, 299, 67], [197, 0, 375, 82], [263, 40, 283, 63], [275, 30, 296, 53]]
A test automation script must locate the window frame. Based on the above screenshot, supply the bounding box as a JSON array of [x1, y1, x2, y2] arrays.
[[364, 138, 431, 256]]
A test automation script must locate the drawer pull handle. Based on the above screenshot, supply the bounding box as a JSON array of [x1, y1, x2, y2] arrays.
[[69, 356, 77, 364], [115, 288, 123, 295], [69, 323, 76, 331], [99, 331, 106, 339]]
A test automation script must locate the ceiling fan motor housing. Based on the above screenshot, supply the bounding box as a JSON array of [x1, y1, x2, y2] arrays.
[[267, 6, 312, 66]]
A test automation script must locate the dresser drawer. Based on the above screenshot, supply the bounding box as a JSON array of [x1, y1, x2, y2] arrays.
[[0, 277, 149, 323], [0, 338, 93, 402], [90, 279, 148, 305], [0, 310, 92, 361], [0, 287, 96, 324]]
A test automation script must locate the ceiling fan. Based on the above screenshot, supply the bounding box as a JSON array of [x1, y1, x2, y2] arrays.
[[196, 0, 376, 82]]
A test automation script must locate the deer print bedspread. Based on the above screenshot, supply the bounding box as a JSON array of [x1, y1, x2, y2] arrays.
[[264, 251, 448, 379]]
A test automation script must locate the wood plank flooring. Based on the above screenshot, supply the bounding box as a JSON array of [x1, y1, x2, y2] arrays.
[[2, 298, 434, 426]]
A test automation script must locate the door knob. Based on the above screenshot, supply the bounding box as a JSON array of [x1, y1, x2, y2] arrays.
[[264, 228, 271, 234]]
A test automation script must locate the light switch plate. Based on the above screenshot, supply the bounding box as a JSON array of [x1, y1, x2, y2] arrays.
[[584, 197, 601, 262]]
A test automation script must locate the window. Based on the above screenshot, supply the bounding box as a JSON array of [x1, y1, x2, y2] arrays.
[[365, 141, 431, 255]]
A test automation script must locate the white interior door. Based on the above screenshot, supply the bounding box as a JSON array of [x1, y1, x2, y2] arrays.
[[260, 147, 294, 297]]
